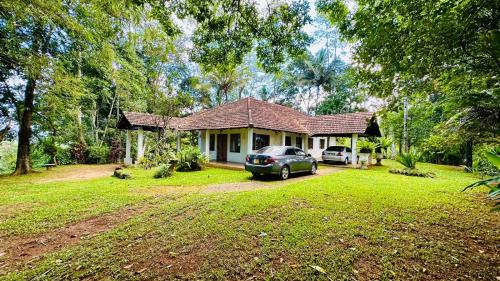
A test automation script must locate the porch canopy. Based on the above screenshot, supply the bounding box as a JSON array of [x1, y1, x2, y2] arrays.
[[117, 111, 185, 165]]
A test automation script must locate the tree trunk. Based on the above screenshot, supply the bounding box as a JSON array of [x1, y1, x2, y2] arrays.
[[403, 96, 408, 152], [0, 120, 12, 142], [465, 139, 473, 172], [13, 77, 36, 175]]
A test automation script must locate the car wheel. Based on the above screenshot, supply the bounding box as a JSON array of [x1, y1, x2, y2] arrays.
[[251, 172, 260, 179], [310, 163, 317, 175], [280, 165, 290, 180], [344, 158, 349, 165]]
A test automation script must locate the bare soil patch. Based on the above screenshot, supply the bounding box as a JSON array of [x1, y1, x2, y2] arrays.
[[202, 166, 341, 193], [0, 201, 154, 272], [36, 164, 118, 183]]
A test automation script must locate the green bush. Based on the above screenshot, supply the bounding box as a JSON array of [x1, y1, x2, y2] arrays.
[[357, 140, 378, 153], [389, 168, 435, 178], [0, 141, 17, 174], [154, 164, 173, 178], [87, 144, 110, 164], [377, 137, 393, 156], [396, 147, 422, 170], [176, 147, 208, 172], [113, 168, 131, 179], [473, 145, 500, 176]]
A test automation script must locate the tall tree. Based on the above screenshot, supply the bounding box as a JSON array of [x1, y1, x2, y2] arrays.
[[319, 0, 500, 167]]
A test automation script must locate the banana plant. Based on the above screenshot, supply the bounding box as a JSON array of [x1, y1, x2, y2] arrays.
[[463, 151, 500, 211]]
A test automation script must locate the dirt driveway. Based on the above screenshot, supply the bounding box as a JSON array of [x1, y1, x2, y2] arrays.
[[202, 166, 342, 193]]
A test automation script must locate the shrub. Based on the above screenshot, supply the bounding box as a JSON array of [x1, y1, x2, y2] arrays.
[[396, 147, 422, 170], [357, 140, 378, 153], [71, 141, 87, 164], [389, 168, 435, 178], [377, 137, 393, 157], [176, 147, 208, 172], [154, 164, 173, 178], [0, 141, 16, 174], [113, 167, 130, 179], [87, 144, 110, 164], [108, 139, 123, 163]]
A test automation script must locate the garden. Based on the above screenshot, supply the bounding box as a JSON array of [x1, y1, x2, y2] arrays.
[[0, 0, 498, 280]]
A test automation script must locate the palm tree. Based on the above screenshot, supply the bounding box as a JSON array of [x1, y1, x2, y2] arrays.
[[297, 49, 342, 113], [206, 66, 248, 106]]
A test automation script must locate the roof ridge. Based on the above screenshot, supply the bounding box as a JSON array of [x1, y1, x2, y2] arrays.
[[247, 97, 253, 127], [251, 98, 309, 117]]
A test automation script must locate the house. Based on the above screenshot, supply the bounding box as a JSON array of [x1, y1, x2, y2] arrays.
[[117, 97, 381, 165]]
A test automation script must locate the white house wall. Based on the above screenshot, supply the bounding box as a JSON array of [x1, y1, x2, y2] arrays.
[[199, 128, 310, 164], [198, 129, 344, 163]]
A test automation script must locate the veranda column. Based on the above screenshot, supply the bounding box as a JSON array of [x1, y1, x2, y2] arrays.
[[303, 134, 308, 154], [197, 131, 202, 151], [124, 130, 132, 165], [351, 133, 358, 167], [204, 130, 210, 157], [281, 131, 286, 146], [331, 137, 336, 146], [247, 127, 254, 154], [137, 128, 144, 161]]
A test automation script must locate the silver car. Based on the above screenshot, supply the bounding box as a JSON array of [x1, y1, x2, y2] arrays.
[[245, 146, 318, 180], [322, 146, 352, 165]]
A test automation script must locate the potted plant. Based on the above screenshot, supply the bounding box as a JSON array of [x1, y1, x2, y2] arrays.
[[357, 140, 377, 169], [376, 137, 393, 166]]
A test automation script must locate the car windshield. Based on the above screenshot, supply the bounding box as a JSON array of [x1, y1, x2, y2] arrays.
[[256, 146, 284, 155], [326, 146, 344, 152]]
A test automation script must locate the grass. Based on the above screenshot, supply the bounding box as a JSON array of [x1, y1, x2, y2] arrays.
[[1, 160, 498, 280], [0, 165, 250, 236]]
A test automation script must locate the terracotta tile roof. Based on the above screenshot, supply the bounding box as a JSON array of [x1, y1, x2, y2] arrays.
[[117, 111, 184, 130], [176, 98, 309, 133], [306, 112, 376, 136], [118, 98, 380, 136]]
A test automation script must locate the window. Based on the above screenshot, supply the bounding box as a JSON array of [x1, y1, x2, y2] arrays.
[[209, 134, 215, 151], [295, 149, 306, 156], [285, 136, 292, 146], [346, 147, 352, 153], [308, 138, 313, 149], [320, 139, 326, 149], [296, 137, 302, 149], [230, 134, 240, 153], [285, 148, 296, 155], [253, 134, 270, 150], [257, 146, 284, 155]]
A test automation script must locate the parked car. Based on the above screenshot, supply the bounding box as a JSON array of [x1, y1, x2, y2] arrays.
[[322, 146, 352, 165], [245, 146, 318, 180]]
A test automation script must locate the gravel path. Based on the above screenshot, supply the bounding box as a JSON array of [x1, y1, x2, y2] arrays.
[[202, 166, 342, 193]]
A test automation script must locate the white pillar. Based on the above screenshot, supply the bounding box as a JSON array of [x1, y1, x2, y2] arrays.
[[176, 131, 181, 152], [351, 133, 358, 167], [303, 134, 308, 154], [247, 128, 254, 154], [281, 131, 286, 146], [124, 130, 132, 165], [332, 137, 336, 146], [137, 128, 144, 161], [205, 130, 210, 158], [197, 131, 202, 151]]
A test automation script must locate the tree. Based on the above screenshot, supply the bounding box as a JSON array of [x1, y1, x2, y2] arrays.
[[205, 66, 248, 106], [318, 0, 500, 167], [181, 0, 311, 72]]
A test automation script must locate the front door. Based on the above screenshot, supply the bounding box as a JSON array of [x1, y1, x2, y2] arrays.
[[217, 134, 227, 161]]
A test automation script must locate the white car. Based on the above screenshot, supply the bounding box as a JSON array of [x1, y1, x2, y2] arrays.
[[322, 146, 352, 165]]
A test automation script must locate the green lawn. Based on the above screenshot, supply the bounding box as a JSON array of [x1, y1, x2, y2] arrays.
[[0, 166, 250, 236], [1, 161, 498, 280]]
